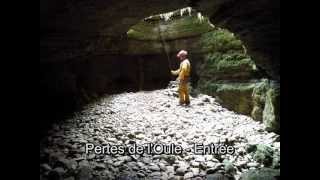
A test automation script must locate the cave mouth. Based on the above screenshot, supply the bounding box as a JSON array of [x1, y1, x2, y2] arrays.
[[119, 8, 280, 135], [124, 7, 211, 91], [40, 3, 280, 179], [124, 7, 256, 91], [40, 6, 278, 139]]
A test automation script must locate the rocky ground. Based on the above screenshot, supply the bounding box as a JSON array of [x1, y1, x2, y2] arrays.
[[40, 82, 280, 180]]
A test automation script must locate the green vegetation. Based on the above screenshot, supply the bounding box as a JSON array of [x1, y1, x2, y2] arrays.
[[201, 52, 256, 76], [127, 16, 213, 41], [262, 82, 280, 133], [198, 81, 257, 115], [200, 29, 243, 53], [199, 29, 257, 80], [126, 9, 279, 133], [198, 79, 280, 133]]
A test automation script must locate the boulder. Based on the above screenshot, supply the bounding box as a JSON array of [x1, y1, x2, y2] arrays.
[[239, 168, 280, 180]]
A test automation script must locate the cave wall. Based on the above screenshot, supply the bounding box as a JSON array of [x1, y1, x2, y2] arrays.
[[39, 53, 175, 137], [41, 0, 280, 78], [40, 0, 280, 133], [203, 0, 280, 80]]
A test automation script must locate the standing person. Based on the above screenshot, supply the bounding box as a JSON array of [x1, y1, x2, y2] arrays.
[[171, 50, 191, 106]]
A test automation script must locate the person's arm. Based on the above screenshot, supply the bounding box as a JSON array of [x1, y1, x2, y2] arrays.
[[171, 63, 182, 76]]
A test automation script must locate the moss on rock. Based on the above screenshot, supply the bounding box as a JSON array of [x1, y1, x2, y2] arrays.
[[197, 27, 279, 133], [198, 29, 258, 81], [253, 144, 274, 167], [198, 81, 256, 115], [200, 29, 243, 53], [198, 79, 280, 133], [239, 168, 280, 180], [127, 15, 213, 41], [263, 82, 280, 133], [199, 52, 257, 81], [251, 80, 269, 121]]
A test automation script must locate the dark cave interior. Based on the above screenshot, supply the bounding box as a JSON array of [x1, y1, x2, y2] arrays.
[[40, 1, 280, 179]]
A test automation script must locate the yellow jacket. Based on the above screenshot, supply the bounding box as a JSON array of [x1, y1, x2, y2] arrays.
[[171, 59, 191, 81]]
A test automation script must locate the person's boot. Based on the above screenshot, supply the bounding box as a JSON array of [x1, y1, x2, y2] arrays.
[[185, 93, 190, 106]]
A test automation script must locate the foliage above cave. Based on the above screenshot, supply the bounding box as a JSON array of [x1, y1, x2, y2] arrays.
[[199, 29, 258, 81], [200, 29, 244, 53], [203, 52, 256, 74]]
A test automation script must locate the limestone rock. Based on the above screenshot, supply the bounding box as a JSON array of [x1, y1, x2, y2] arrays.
[[239, 168, 280, 180]]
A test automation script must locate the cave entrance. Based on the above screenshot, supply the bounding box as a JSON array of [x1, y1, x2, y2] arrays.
[[124, 8, 279, 131], [125, 7, 256, 92], [40, 7, 262, 138]]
